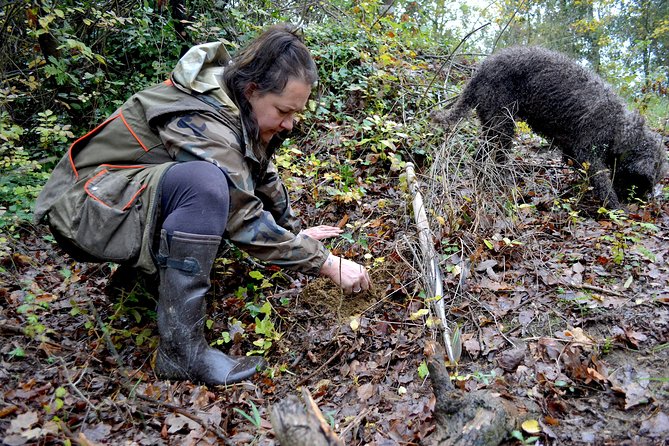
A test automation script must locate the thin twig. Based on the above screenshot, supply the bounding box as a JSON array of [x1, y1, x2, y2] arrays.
[[296, 344, 347, 387], [418, 22, 490, 110], [338, 407, 371, 437], [558, 281, 625, 298], [134, 393, 235, 446], [58, 357, 99, 414]]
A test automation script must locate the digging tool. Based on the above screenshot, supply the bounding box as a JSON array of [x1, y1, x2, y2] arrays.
[[405, 162, 461, 364]]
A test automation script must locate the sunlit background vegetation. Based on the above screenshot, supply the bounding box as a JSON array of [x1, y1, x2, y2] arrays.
[[1, 0, 667, 235]]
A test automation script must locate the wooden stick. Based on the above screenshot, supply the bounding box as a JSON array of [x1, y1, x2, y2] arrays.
[[406, 162, 458, 363], [295, 344, 346, 387]]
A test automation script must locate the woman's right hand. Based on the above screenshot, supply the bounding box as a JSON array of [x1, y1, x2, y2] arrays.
[[319, 253, 371, 294]]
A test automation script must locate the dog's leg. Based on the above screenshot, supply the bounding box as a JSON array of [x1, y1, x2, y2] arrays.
[[588, 158, 622, 209], [477, 113, 515, 163]]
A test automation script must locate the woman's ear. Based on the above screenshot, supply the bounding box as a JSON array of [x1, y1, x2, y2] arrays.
[[244, 83, 258, 100]]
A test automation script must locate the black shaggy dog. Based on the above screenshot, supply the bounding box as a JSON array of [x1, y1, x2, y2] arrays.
[[431, 46, 667, 208]]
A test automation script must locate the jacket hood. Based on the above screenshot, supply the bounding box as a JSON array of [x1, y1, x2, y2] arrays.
[[171, 42, 239, 115]]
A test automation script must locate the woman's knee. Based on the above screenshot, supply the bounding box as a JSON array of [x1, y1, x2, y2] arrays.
[[160, 162, 230, 235], [163, 161, 229, 205]]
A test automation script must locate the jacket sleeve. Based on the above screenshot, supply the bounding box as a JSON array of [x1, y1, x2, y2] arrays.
[[255, 161, 302, 234], [157, 112, 328, 275]]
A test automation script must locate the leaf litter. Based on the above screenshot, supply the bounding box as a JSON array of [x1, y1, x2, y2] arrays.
[[1, 136, 669, 445]]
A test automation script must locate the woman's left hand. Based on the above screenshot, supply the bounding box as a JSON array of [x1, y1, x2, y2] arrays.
[[300, 225, 343, 241]]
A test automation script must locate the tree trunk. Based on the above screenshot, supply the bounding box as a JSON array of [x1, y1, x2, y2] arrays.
[[424, 341, 530, 446], [270, 388, 344, 446], [35, 2, 61, 62], [170, 0, 190, 56]]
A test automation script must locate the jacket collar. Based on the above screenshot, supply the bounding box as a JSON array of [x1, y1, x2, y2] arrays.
[[171, 42, 289, 166]]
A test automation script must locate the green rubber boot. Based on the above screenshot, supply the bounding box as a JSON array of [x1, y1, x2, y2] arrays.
[[154, 230, 265, 385]]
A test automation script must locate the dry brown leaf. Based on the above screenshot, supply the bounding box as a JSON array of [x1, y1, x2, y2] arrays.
[[357, 382, 376, 401]]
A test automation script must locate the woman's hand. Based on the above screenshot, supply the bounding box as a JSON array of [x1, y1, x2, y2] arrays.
[[319, 253, 372, 294], [300, 225, 343, 241]]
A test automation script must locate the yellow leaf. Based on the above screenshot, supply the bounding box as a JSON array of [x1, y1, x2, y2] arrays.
[[409, 308, 430, 320], [349, 316, 360, 331], [521, 419, 541, 434]]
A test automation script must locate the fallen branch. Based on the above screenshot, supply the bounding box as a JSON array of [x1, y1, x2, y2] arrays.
[[559, 281, 625, 297], [270, 388, 344, 446], [425, 341, 533, 446], [295, 344, 346, 387], [0, 322, 26, 336]]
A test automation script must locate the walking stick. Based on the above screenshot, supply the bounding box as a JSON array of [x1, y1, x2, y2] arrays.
[[406, 162, 461, 364]]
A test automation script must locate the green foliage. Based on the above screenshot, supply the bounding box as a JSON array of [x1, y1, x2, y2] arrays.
[[511, 429, 540, 445], [1, 0, 666, 237], [14, 290, 49, 341], [0, 107, 43, 230], [210, 266, 284, 357], [249, 300, 283, 356], [9, 346, 26, 360], [234, 401, 262, 428], [417, 360, 430, 379]]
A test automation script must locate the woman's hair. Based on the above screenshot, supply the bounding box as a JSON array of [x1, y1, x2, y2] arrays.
[[223, 24, 318, 162]]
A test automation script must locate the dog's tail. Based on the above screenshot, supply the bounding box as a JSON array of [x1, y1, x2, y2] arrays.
[[430, 78, 477, 128]]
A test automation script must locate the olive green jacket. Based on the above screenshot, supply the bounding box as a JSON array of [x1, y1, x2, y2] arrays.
[[34, 42, 328, 275]]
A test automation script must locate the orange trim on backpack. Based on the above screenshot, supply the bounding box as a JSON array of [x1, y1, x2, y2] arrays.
[[84, 169, 147, 211], [121, 184, 147, 211], [164, 79, 174, 86], [118, 111, 149, 152], [68, 115, 119, 180]]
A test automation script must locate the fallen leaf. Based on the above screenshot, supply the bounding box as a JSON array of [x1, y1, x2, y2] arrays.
[[77, 432, 105, 446], [538, 338, 562, 360], [543, 415, 560, 426], [409, 308, 429, 320], [350, 316, 360, 331], [357, 382, 376, 401], [463, 337, 481, 358], [572, 262, 585, 273], [476, 260, 498, 272], [522, 419, 541, 434], [610, 366, 652, 410], [0, 405, 18, 418], [497, 347, 526, 372], [640, 412, 669, 438], [480, 276, 510, 291], [81, 423, 111, 443], [165, 413, 199, 434], [518, 309, 535, 326], [12, 253, 32, 266], [623, 275, 633, 289], [8, 411, 39, 434], [586, 367, 607, 383], [562, 327, 595, 347]]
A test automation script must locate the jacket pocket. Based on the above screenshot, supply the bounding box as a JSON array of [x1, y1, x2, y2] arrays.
[[48, 167, 146, 263], [72, 168, 146, 262]]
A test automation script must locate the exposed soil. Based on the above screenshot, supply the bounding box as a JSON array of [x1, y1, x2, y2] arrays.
[[300, 263, 400, 320]]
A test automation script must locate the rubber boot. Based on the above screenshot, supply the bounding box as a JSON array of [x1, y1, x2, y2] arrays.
[[154, 230, 266, 385]]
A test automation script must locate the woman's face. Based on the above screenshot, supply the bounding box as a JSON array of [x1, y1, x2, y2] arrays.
[[247, 79, 311, 144]]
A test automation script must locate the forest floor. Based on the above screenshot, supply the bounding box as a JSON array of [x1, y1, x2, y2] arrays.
[[2, 133, 669, 445]]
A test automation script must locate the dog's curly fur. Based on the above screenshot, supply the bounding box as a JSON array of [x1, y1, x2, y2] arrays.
[[431, 46, 667, 208]]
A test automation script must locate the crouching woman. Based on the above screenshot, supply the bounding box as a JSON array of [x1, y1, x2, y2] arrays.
[[33, 24, 371, 386]]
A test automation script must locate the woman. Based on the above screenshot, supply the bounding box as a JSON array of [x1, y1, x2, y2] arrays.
[[34, 24, 371, 386]]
